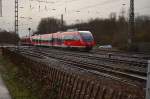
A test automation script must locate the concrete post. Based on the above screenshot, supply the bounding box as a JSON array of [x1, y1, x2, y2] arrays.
[[146, 60, 150, 99]]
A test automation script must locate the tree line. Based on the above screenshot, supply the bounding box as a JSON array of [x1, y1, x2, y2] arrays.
[[0, 30, 19, 45]]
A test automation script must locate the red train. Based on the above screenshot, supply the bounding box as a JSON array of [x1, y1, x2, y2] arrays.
[[21, 31, 96, 50]]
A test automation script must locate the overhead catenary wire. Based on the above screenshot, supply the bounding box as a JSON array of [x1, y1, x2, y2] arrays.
[[29, 0, 117, 11], [135, 6, 150, 12], [42, 0, 124, 17], [67, 0, 122, 15], [135, 6, 150, 16], [17, 0, 128, 28], [73, 0, 121, 11], [25, 0, 125, 16]]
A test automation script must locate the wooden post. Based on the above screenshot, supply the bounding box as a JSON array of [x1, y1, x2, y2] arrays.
[[146, 60, 150, 99]]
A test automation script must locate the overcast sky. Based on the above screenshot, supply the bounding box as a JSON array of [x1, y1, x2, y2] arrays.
[[0, 0, 150, 37]]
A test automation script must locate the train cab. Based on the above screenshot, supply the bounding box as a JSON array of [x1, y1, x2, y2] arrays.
[[79, 31, 96, 50], [61, 31, 95, 50]]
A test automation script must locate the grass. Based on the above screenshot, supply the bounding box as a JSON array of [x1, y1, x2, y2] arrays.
[[0, 55, 38, 99]]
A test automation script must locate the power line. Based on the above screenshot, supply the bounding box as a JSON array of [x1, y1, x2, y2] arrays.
[[25, 0, 122, 16], [66, 0, 121, 15], [135, 6, 150, 12], [29, 0, 66, 5], [28, 0, 120, 12], [29, 0, 123, 20], [74, 0, 121, 11]]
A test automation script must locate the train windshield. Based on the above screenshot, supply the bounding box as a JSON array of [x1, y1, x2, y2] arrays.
[[79, 32, 93, 42]]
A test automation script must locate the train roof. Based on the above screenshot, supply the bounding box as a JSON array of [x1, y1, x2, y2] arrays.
[[78, 31, 91, 33], [62, 31, 91, 34], [30, 31, 92, 37]]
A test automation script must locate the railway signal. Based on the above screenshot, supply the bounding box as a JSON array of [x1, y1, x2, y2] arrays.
[[28, 27, 31, 37]]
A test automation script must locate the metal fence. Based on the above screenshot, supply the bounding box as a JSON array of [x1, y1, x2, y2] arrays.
[[146, 60, 150, 99], [2, 48, 145, 99]]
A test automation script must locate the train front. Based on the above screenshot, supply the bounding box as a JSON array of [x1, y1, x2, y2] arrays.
[[79, 31, 96, 50]]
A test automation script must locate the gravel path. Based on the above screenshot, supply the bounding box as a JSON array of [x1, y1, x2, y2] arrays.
[[0, 49, 11, 99], [0, 75, 11, 99]]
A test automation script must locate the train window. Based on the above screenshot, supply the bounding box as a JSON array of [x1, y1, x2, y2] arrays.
[[79, 32, 93, 42], [73, 35, 80, 40], [63, 35, 73, 41], [49, 38, 52, 42], [40, 37, 52, 43], [63, 35, 80, 41], [36, 39, 39, 42], [57, 38, 62, 43], [52, 38, 61, 43], [32, 39, 36, 42], [53, 38, 57, 42]]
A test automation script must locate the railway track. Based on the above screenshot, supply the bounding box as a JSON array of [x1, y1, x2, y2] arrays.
[[93, 49, 150, 60], [33, 47, 147, 74], [33, 47, 147, 66], [10, 47, 147, 87]]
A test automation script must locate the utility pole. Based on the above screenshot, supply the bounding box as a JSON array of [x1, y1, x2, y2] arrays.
[[128, 0, 135, 49], [0, 0, 2, 17], [15, 0, 19, 35], [28, 28, 31, 47], [61, 14, 64, 31]]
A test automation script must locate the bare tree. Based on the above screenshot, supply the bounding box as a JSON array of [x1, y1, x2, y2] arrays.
[[37, 17, 65, 34]]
